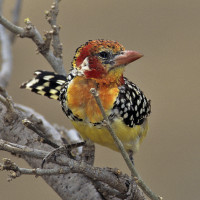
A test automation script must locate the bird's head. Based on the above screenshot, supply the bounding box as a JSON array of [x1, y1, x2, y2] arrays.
[[72, 40, 143, 85]]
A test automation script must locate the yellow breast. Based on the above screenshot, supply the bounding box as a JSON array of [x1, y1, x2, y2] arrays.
[[72, 119, 148, 152]]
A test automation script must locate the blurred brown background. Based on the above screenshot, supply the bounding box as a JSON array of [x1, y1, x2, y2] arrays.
[[0, 0, 200, 199]]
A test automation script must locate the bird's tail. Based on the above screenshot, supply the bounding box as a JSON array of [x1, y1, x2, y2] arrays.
[[20, 70, 67, 100]]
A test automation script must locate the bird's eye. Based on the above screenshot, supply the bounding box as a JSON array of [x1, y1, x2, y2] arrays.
[[99, 51, 110, 59]]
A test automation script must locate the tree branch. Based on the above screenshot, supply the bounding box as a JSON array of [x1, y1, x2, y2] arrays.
[[0, 15, 66, 76], [90, 88, 162, 200], [0, 154, 145, 200], [53, 124, 95, 165], [0, 140, 47, 159], [0, 158, 71, 177], [0, 96, 102, 199], [22, 119, 60, 149], [0, 156, 143, 200], [0, 139, 128, 194], [0, 0, 22, 88], [0, 95, 147, 199], [45, 0, 63, 58]]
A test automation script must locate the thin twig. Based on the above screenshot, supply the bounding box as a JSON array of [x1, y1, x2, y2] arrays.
[[0, 139, 47, 159], [0, 139, 129, 194], [45, 0, 63, 58], [0, 15, 66, 75], [90, 88, 162, 200], [15, 104, 63, 142], [21, 119, 86, 168], [0, 158, 71, 177], [22, 119, 60, 149], [0, 157, 143, 200], [0, 15, 23, 34], [1, 157, 136, 199]]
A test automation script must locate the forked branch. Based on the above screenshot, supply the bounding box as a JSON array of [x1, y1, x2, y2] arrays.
[[0, 1, 66, 75]]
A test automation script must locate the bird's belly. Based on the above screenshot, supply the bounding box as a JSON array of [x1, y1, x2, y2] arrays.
[[72, 118, 148, 152]]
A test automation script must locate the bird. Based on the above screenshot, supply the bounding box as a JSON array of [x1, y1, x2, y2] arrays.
[[20, 39, 151, 161]]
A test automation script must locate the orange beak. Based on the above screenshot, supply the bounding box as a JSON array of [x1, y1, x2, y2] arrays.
[[114, 50, 143, 66]]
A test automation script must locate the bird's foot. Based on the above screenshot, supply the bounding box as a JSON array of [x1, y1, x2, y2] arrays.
[[41, 141, 86, 168]]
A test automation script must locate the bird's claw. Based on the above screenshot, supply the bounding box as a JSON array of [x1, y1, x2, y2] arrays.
[[41, 141, 86, 168]]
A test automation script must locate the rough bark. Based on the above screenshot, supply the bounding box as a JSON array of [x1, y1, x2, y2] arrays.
[[0, 101, 102, 200]]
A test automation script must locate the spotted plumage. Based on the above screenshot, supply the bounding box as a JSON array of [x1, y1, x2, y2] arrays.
[[111, 78, 151, 127], [20, 70, 67, 100], [21, 39, 151, 155]]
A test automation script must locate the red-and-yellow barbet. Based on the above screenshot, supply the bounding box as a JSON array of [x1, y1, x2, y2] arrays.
[[21, 40, 151, 161]]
